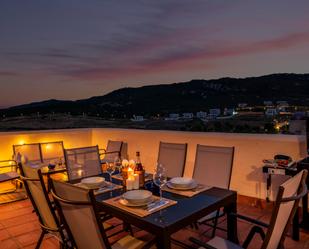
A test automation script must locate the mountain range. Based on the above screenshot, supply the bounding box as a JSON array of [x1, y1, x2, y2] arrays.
[[1, 73, 309, 117]]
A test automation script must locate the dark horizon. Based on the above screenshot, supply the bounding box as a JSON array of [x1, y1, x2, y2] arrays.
[[1, 72, 308, 109]]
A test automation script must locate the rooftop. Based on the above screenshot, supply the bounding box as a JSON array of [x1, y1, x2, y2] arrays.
[[0, 128, 308, 248]]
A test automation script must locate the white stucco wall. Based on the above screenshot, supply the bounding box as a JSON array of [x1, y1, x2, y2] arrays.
[[0, 128, 306, 200], [92, 128, 307, 200]]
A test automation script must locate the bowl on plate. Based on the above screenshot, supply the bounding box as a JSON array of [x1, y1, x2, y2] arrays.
[[81, 177, 105, 189], [169, 177, 194, 188], [123, 190, 152, 205]]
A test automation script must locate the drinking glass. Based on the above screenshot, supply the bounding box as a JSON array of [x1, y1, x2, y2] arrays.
[[153, 163, 167, 200], [106, 163, 116, 188], [114, 156, 122, 173]]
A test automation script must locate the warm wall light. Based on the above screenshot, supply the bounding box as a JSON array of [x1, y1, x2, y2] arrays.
[[18, 140, 25, 145], [45, 144, 52, 150]]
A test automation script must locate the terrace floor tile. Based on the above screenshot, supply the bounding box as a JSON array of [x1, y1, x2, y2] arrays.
[[0, 198, 308, 249]]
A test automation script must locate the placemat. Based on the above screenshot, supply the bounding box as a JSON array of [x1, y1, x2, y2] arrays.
[[103, 195, 177, 217], [74, 182, 123, 195], [162, 183, 212, 197]]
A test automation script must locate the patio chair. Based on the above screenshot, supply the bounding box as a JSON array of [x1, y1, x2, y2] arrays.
[[19, 163, 70, 249], [50, 179, 156, 249], [0, 159, 26, 203], [100, 140, 124, 164], [157, 141, 187, 178], [65, 145, 103, 181], [189, 169, 308, 249], [40, 141, 65, 164], [193, 145, 234, 237], [13, 143, 42, 164]]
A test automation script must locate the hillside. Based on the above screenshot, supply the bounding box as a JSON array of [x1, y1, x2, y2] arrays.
[[1, 73, 309, 117]]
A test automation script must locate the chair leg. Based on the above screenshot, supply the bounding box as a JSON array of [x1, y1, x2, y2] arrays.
[[123, 222, 134, 236], [211, 210, 220, 238], [35, 230, 46, 249]]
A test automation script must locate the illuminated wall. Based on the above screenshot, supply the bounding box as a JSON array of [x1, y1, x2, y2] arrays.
[[0, 128, 306, 200], [92, 128, 307, 200]]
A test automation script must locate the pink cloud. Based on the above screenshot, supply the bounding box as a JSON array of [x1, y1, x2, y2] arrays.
[[65, 31, 309, 81]]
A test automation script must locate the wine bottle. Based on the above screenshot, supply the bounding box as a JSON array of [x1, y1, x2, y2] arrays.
[[134, 151, 145, 188]]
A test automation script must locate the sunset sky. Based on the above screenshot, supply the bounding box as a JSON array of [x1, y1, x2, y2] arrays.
[[1, 0, 309, 107]]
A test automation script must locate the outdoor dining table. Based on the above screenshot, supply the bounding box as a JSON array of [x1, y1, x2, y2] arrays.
[[94, 177, 238, 249]]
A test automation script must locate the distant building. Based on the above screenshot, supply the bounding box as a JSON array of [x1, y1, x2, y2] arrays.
[[276, 100, 288, 105], [224, 108, 235, 116], [131, 115, 144, 122], [165, 113, 180, 121], [263, 101, 273, 106], [265, 108, 278, 116], [209, 108, 221, 117], [196, 111, 207, 119], [182, 113, 194, 119], [238, 103, 247, 108]]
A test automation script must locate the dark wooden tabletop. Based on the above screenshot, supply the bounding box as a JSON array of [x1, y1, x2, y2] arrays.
[[95, 177, 238, 249]]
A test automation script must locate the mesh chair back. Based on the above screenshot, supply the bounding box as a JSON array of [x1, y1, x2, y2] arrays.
[[103, 140, 123, 162], [13, 143, 42, 164], [51, 180, 108, 249], [41, 141, 65, 164], [157, 142, 187, 178], [65, 146, 102, 181], [193, 145, 234, 189], [20, 164, 58, 230], [263, 170, 307, 249]]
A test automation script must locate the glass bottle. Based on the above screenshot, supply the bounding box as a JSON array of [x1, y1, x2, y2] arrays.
[[134, 151, 145, 188]]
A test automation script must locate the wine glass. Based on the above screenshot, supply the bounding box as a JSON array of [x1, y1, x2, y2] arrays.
[[153, 163, 167, 201], [106, 163, 116, 188], [114, 156, 122, 173]]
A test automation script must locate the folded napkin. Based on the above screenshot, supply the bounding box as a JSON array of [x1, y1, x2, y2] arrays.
[[162, 183, 212, 197], [103, 195, 177, 217], [74, 182, 123, 195]]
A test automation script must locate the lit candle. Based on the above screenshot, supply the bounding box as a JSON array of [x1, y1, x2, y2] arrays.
[[127, 167, 134, 178], [126, 176, 134, 190], [133, 173, 139, 189]]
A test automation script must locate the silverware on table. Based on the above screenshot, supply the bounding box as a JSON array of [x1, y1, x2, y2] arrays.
[[147, 199, 168, 212]]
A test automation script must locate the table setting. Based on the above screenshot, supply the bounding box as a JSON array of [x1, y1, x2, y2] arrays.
[[74, 176, 123, 195], [103, 163, 177, 217], [162, 177, 212, 197], [103, 189, 177, 217]]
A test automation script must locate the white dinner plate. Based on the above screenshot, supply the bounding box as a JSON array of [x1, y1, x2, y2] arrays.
[[122, 190, 152, 205], [169, 177, 194, 188], [166, 180, 198, 190], [81, 177, 105, 189], [119, 197, 153, 207]]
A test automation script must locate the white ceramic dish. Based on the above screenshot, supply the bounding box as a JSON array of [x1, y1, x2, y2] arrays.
[[122, 190, 152, 205], [81, 177, 105, 189], [169, 177, 194, 188], [167, 180, 198, 190], [119, 197, 153, 207]]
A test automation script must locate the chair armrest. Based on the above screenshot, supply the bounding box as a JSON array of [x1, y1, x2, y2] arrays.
[[100, 150, 121, 155], [231, 213, 269, 228], [189, 237, 217, 249]]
